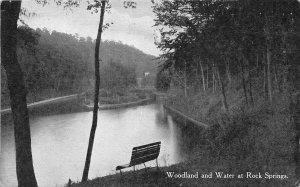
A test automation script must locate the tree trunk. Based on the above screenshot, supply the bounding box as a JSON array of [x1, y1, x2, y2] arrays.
[[264, 16, 273, 102], [263, 53, 268, 99], [226, 59, 232, 85], [240, 57, 248, 105], [206, 64, 209, 90], [195, 59, 200, 92], [256, 53, 259, 77], [214, 67, 218, 91], [248, 64, 254, 105], [263, 64, 268, 99], [184, 60, 187, 97], [287, 50, 300, 182], [281, 28, 287, 65], [274, 65, 280, 92], [199, 60, 206, 92], [266, 43, 272, 102], [56, 78, 61, 92], [212, 67, 215, 93], [216, 66, 228, 111], [1, 1, 38, 187], [294, 93, 300, 183], [212, 63, 218, 92], [82, 1, 106, 182]]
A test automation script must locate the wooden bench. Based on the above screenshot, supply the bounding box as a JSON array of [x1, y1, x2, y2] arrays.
[[116, 141, 161, 174]]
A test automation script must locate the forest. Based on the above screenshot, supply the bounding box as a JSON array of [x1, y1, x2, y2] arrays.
[[155, 0, 299, 101], [1, 26, 157, 108], [152, 0, 300, 186]]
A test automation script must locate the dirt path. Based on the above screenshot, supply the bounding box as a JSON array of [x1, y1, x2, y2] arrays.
[[1, 94, 79, 115]]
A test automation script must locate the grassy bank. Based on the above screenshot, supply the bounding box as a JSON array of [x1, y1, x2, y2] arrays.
[[163, 77, 295, 186], [71, 79, 296, 186], [162, 92, 295, 187], [70, 155, 293, 187]]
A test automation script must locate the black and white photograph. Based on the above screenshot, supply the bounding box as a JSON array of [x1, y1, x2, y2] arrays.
[[1, 0, 300, 186]]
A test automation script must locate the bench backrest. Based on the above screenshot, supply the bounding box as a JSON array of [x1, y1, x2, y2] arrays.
[[129, 141, 161, 166]]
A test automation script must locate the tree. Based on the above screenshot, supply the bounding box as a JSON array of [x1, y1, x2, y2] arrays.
[[81, 0, 106, 182], [82, 1, 138, 181], [1, 1, 80, 186], [1, 1, 38, 186]]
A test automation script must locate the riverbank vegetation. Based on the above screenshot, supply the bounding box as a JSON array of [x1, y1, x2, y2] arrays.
[[72, 0, 299, 186], [1, 27, 157, 109], [154, 0, 299, 186]]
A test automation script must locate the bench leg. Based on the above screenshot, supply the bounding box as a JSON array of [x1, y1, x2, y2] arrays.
[[156, 158, 159, 171], [118, 169, 123, 185]]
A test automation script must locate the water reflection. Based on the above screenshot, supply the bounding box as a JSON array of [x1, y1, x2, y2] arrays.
[[0, 104, 194, 187], [155, 105, 169, 126]]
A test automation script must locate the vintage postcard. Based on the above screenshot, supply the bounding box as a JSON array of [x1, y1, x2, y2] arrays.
[[1, 0, 299, 186]]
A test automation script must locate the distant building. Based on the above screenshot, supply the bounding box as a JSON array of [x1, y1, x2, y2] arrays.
[[144, 72, 150, 77]]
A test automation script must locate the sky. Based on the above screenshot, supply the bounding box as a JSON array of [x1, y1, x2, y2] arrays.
[[21, 0, 161, 56]]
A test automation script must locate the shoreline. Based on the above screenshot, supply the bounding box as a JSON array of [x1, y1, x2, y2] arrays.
[[163, 104, 209, 129], [1, 93, 156, 117], [82, 97, 155, 111], [1, 94, 80, 116]]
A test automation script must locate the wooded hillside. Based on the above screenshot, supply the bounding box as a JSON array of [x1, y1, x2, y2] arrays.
[[1, 27, 157, 108]]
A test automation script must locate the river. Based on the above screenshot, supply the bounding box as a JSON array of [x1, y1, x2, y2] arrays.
[[0, 104, 197, 187]]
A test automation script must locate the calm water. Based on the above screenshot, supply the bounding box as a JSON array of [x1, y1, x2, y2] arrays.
[[0, 104, 194, 187]]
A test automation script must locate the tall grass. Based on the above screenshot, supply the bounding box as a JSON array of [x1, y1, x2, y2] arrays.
[[165, 72, 295, 186]]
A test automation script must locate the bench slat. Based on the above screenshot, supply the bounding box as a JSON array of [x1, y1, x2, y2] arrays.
[[130, 153, 159, 166], [131, 147, 160, 160], [132, 145, 160, 154], [132, 145, 160, 153], [132, 142, 161, 150]]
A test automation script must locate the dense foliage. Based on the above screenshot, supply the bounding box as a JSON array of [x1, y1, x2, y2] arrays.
[[154, 0, 300, 103], [153, 0, 300, 185], [1, 26, 157, 108]]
